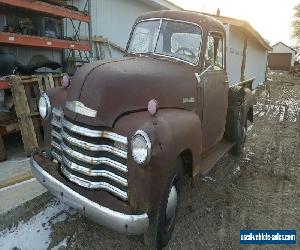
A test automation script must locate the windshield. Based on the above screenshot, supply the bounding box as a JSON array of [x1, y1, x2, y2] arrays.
[[127, 19, 202, 65]]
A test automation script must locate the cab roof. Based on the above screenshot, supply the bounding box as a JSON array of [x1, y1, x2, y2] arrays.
[[136, 10, 225, 33]]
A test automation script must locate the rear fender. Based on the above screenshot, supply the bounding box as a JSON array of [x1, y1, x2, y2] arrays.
[[241, 88, 255, 124]]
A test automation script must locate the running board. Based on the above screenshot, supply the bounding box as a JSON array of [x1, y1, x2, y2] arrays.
[[194, 139, 235, 176]]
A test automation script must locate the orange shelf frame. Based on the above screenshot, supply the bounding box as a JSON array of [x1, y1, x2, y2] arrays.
[[0, 0, 90, 23], [0, 32, 91, 51], [0, 80, 10, 90]]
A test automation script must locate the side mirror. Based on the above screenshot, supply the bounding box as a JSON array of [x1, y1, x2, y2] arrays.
[[195, 64, 213, 83]]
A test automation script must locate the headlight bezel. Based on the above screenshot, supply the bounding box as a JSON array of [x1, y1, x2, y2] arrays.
[[38, 93, 51, 119], [131, 130, 151, 166]]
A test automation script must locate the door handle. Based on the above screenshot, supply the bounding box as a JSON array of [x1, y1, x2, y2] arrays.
[[224, 80, 229, 84]]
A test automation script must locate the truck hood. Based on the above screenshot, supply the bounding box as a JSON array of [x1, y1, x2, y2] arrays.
[[64, 56, 197, 127]]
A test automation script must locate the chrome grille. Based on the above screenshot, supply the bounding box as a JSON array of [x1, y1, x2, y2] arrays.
[[51, 107, 128, 201]]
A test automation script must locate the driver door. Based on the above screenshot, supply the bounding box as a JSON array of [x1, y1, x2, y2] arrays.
[[201, 33, 229, 153]]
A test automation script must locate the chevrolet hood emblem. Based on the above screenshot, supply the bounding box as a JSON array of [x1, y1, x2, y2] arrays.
[[65, 101, 97, 118]]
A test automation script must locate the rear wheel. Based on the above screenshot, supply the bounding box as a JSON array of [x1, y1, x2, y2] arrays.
[[232, 110, 247, 156], [144, 159, 183, 249], [225, 87, 248, 156], [0, 135, 6, 162]]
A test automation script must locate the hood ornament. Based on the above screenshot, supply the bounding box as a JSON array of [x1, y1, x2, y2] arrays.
[[65, 101, 97, 118]]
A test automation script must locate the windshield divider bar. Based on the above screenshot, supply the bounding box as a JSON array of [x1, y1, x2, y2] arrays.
[[153, 18, 163, 53]]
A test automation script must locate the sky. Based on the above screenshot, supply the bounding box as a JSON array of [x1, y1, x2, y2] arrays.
[[169, 0, 299, 47]]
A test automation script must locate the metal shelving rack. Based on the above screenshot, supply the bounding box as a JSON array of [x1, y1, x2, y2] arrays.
[[0, 0, 93, 88]]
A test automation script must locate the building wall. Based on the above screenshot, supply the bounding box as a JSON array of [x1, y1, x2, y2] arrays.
[[270, 43, 295, 66], [225, 24, 267, 88], [225, 25, 245, 85], [244, 37, 267, 89]]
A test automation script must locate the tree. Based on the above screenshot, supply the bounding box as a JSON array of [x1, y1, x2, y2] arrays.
[[292, 4, 300, 45]]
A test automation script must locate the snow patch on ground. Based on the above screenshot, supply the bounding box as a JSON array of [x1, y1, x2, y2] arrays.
[[247, 124, 254, 131], [51, 236, 69, 250], [279, 107, 286, 122], [233, 166, 241, 176], [0, 199, 69, 250], [201, 176, 216, 183]]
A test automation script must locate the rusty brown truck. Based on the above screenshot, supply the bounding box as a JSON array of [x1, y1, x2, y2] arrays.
[[31, 10, 254, 249]]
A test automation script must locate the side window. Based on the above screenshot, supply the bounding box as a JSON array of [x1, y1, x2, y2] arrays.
[[170, 33, 201, 64], [204, 34, 224, 70]]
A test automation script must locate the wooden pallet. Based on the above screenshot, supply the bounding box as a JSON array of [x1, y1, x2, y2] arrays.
[[94, 36, 125, 60], [7, 74, 62, 156]]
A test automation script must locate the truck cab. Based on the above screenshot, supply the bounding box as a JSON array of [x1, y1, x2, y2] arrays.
[[31, 10, 254, 249]]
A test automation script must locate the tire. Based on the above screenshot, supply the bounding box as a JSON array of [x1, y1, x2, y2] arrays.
[[144, 158, 184, 249], [225, 87, 247, 156], [231, 110, 247, 156], [0, 135, 7, 162]]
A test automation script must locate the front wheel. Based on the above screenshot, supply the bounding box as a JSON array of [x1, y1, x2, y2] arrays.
[[144, 159, 183, 249]]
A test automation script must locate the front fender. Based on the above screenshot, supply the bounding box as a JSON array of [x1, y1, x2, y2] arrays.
[[113, 109, 201, 217]]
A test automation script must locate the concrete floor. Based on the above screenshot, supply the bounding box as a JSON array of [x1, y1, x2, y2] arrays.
[[0, 133, 46, 215], [2, 133, 27, 161], [0, 179, 46, 215], [0, 133, 30, 183]]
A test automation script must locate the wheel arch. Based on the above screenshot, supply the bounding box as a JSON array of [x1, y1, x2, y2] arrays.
[[247, 106, 253, 123], [179, 148, 193, 178]]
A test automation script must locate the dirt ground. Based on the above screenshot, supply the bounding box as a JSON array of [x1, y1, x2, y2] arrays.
[[0, 71, 299, 249]]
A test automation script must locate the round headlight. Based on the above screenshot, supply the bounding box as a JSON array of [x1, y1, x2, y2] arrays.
[[131, 130, 151, 165], [38, 93, 51, 119]]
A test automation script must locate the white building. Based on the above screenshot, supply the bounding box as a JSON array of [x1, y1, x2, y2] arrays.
[[268, 42, 297, 70], [208, 14, 272, 88]]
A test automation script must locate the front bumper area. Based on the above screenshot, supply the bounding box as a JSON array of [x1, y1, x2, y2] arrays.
[[31, 155, 149, 235]]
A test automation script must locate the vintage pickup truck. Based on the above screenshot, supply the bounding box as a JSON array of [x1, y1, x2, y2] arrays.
[[31, 10, 254, 248]]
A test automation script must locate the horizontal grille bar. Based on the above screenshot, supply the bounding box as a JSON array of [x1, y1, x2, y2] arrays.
[[61, 130, 127, 159], [62, 155, 127, 187], [51, 150, 62, 162], [61, 165, 128, 201], [62, 118, 127, 145], [52, 119, 62, 129], [52, 107, 63, 118], [50, 108, 128, 200], [51, 141, 61, 151], [61, 143, 127, 173], [52, 130, 62, 141]]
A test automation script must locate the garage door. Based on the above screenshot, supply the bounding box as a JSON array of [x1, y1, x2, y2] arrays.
[[268, 53, 292, 71]]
